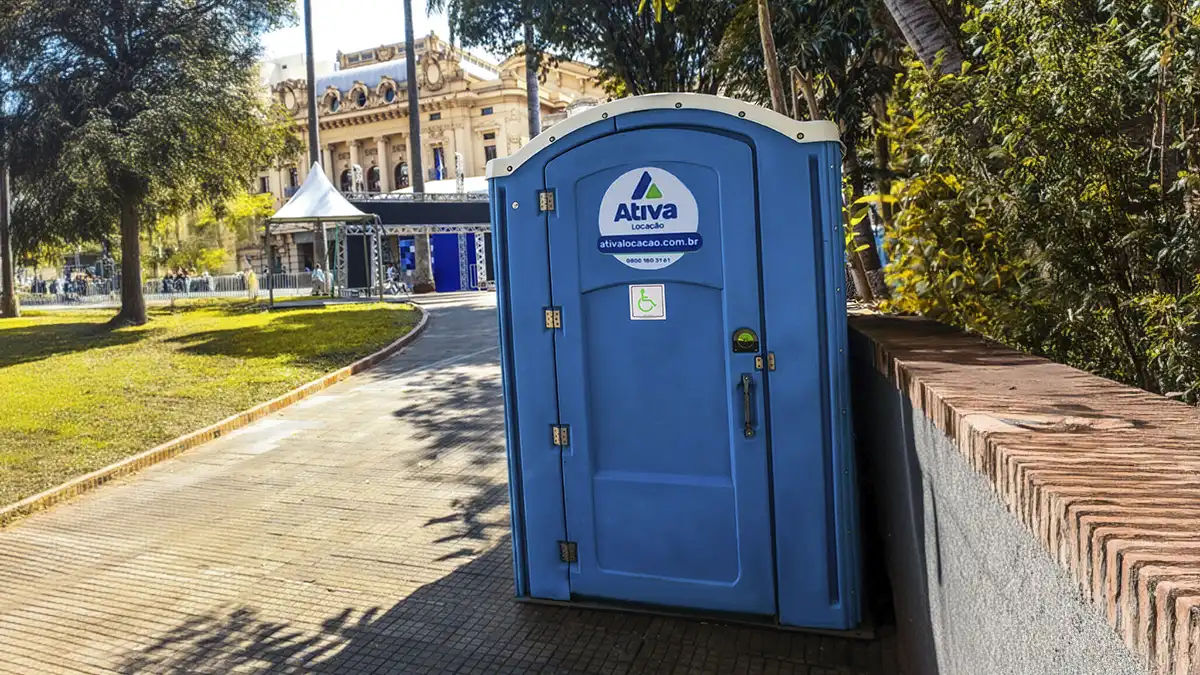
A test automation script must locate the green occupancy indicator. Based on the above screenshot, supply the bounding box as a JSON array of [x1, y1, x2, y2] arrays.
[[732, 328, 759, 353]]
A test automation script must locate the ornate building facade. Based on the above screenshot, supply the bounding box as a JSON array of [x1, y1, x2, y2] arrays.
[[248, 34, 603, 277], [258, 33, 603, 205]]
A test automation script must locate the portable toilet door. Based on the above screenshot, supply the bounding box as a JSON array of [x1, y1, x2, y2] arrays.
[[488, 93, 860, 630]]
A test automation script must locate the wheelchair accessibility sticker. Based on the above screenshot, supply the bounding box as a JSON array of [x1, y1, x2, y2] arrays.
[[629, 284, 666, 320], [598, 167, 701, 270]]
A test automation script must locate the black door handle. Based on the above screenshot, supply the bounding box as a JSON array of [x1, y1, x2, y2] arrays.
[[739, 373, 755, 438]]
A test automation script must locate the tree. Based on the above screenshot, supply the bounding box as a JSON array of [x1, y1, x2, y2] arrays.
[[717, 0, 899, 299], [756, 0, 788, 114], [880, 0, 964, 74], [0, 162, 14, 318], [882, 0, 1200, 401], [548, 0, 744, 95], [427, 0, 566, 293], [428, 0, 562, 139], [145, 190, 272, 276], [404, 0, 435, 293], [0, 0, 36, 318], [16, 0, 293, 325]]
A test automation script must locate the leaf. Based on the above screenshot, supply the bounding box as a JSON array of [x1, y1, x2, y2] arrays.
[[853, 193, 898, 205], [637, 0, 678, 22]]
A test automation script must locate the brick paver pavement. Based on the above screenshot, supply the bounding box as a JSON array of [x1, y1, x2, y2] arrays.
[[0, 293, 897, 674]]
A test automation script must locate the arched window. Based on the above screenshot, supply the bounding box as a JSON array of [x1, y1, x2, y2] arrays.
[[367, 166, 381, 192], [395, 162, 409, 189], [340, 169, 352, 192], [353, 86, 368, 108], [324, 91, 340, 113], [378, 79, 398, 104]]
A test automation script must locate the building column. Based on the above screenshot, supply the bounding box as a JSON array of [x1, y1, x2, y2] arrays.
[[376, 136, 392, 192], [392, 134, 408, 188], [323, 144, 335, 181], [495, 118, 510, 157], [453, 125, 473, 179], [349, 140, 361, 190], [407, 135, 421, 189]]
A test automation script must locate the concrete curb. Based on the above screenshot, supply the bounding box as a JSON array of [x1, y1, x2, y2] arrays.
[[0, 303, 430, 528]]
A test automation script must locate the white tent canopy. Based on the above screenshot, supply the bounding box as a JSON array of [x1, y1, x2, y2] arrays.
[[390, 176, 488, 195], [268, 162, 374, 223]]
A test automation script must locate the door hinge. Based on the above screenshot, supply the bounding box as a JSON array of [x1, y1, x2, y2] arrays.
[[538, 189, 556, 212], [755, 353, 776, 371], [551, 424, 570, 447], [558, 540, 578, 563], [543, 307, 562, 329]]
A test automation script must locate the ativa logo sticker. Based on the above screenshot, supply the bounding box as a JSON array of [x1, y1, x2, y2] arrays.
[[597, 167, 701, 270]]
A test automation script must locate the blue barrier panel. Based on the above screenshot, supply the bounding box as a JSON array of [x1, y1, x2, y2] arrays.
[[430, 233, 459, 292], [487, 93, 860, 629]]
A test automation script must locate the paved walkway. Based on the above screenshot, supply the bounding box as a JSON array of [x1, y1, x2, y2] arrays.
[[0, 293, 896, 674]]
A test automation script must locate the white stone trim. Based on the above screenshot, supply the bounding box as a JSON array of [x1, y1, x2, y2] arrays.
[[485, 93, 839, 178]]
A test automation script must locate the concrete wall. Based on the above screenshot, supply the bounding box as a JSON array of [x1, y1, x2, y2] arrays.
[[848, 317, 1157, 675]]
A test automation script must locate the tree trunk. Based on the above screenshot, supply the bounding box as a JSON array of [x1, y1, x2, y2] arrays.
[[113, 196, 147, 326], [791, 68, 820, 121], [1104, 289, 1154, 392], [845, 209, 876, 303], [0, 162, 18, 318], [844, 146, 890, 300], [756, 0, 788, 115], [880, 0, 964, 74], [524, 22, 541, 138], [872, 116, 896, 231], [314, 221, 328, 293], [411, 235, 434, 293], [303, 0, 321, 168], [403, 0, 435, 293]]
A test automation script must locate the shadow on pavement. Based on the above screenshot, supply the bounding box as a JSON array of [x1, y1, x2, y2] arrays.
[[110, 295, 896, 674], [117, 537, 893, 675]]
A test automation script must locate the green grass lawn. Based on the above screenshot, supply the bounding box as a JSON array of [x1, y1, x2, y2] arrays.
[[0, 299, 420, 505]]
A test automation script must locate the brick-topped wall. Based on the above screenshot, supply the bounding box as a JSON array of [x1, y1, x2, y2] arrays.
[[849, 314, 1199, 675]]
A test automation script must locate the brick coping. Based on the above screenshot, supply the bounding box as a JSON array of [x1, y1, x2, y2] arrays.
[[0, 304, 430, 528], [850, 314, 1200, 675]]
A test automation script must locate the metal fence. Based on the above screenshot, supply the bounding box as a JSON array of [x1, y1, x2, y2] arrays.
[[143, 271, 314, 296], [18, 272, 321, 307]]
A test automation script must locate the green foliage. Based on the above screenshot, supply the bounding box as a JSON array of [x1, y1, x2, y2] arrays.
[[717, 0, 896, 127], [143, 190, 272, 274], [883, 0, 1200, 402], [538, 0, 745, 95], [429, 0, 562, 59], [162, 243, 227, 275], [5, 0, 295, 321], [223, 192, 276, 242], [638, 0, 679, 21]]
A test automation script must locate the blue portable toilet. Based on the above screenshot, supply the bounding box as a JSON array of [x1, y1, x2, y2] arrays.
[[486, 93, 860, 630]]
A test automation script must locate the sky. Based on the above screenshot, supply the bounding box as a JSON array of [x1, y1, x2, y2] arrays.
[[261, 0, 474, 62]]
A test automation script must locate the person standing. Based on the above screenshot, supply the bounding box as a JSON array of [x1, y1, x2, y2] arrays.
[[246, 267, 259, 300], [311, 264, 326, 296]]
